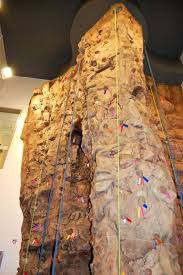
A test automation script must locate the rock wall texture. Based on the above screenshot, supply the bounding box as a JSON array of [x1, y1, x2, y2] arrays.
[[18, 65, 93, 275], [146, 77, 183, 271], [18, 3, 183, 275]]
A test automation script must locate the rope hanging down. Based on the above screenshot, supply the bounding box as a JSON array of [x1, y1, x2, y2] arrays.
[[51, 59, 81, 275], [23, 131, 48, 273], [145, 46, 183, 208], [36, 74, 73, 274], [23, 72, 73, 274], [114, 7, 121, 275]]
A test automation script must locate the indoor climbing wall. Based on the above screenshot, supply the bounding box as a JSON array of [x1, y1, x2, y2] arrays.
[[18, 66, 93, 274], [80, 3, 182, 275], [146, 77, 183, 271], [18, 3, 182, 275]]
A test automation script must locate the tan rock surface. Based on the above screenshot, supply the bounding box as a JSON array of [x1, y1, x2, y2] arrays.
[[18, 3, 183, 275], [146, 77, 183, 272]]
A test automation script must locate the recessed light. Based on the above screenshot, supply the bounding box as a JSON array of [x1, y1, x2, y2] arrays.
[[1, 66, 13, 79]]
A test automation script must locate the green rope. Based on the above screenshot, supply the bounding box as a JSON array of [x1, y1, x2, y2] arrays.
[[114, 7, 121, 275]]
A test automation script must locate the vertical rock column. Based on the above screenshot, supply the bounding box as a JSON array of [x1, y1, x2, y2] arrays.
[[18, 66, 92, 274], [80, 3, 182, 275]]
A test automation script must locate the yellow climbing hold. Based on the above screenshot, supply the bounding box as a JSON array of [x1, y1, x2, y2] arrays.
[[138, 207, 141, 218]]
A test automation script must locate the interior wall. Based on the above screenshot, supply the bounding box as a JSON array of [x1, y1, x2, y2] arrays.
[[0, 76, 45, 275]]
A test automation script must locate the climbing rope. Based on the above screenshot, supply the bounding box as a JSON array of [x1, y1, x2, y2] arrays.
[[23, 74, 73, 274], [36, 72, 74, 274], [23, 137, 48, 273], [145, 46, 183, 208], [114, 7, 121, 275], [51, 59, 81, 275]]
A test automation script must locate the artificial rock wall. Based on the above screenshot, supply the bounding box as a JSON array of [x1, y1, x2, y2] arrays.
[[18, 3, 183, 275], [146, 78, 183, 271]]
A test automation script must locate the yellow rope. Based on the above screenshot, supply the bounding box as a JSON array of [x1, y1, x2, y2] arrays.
[[114, 8, 121, 275]]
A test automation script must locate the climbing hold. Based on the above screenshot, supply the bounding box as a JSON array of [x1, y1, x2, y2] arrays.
[[138, 207, 141, 218], [110, 107, 115, 117], [32, 237, 41, 246], [143, 203, 148, 209], [138, 177, 143, 185], [126, 217, 132, 223], [109, 150, 116, 157], [65, 232, 78, 241], [32, 179, 37, 184], [76, 196, 85, 204], [32, 224, 43, 232], [143, 176, 149, 183], [145, 269, 152, 275], [70, 232, 78, 240], [155, 238, 162, 245], [165, 192, 171, 199], [134, 159, 140, 165], [121, 216, 127, 224], [153, 234, 163, 246], [138, 176, 149, 185], [119, 122, 128, 133], [141, 207, 145, 218], [108, 128, 113, 134]]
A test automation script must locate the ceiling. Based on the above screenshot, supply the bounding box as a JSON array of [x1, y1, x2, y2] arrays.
[[0, 0, 183, 83]]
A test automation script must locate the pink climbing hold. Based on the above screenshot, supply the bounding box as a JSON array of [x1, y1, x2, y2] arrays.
[[141, 207, 145, 218], [111, 107, 115, 116], [76, 196, 85, 204], [165, 191, 171, 200], [32, 224, 43, 232], [32, 178, 37, 184]]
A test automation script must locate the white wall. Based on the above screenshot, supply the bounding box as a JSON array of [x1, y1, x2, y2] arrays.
[[0, 76, 46, 275]]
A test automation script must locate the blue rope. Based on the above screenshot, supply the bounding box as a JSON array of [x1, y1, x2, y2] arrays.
[[145, 45, 183, 208], [51, 61, 81, 274], [37, 77, 71, 275]]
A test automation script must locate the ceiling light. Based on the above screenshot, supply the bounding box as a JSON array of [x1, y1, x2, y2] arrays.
[[1, 66, 13, 79]]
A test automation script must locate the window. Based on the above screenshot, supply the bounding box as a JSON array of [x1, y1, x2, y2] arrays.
[[0, 107, 21, 169]]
